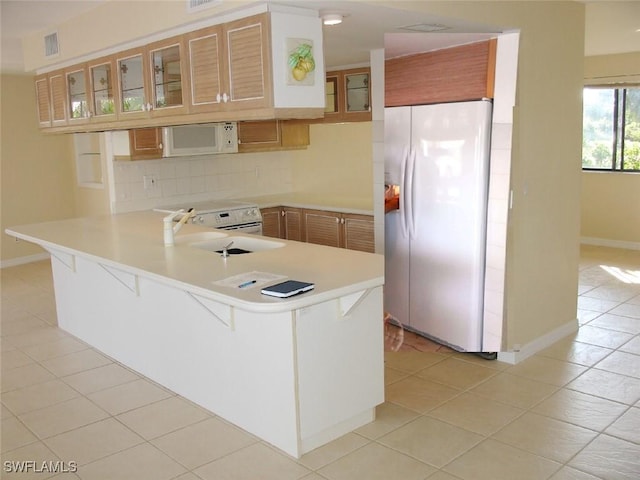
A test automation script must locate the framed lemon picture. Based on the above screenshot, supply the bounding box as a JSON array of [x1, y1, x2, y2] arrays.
[[286, 38, 316, 86]]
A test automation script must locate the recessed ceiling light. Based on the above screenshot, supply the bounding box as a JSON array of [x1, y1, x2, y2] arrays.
[[322, 13, 343, 26]]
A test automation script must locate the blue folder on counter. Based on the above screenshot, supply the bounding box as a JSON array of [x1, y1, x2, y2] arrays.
[[261, 280, 314, 298]]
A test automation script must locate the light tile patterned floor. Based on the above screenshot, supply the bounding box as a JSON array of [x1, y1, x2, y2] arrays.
[[1, 245, 639, 479]]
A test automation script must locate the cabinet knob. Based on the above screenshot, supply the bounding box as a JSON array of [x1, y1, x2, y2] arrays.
[[222, 93, 229, 103], [216, 93, 221, 103]]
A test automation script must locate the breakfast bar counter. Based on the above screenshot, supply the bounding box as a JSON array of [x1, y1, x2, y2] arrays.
[[6, 211, 385, 458]]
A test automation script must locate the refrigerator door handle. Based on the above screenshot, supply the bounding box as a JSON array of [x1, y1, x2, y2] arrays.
[[399, 147, 409, 238], [407, 148, 417, 239]]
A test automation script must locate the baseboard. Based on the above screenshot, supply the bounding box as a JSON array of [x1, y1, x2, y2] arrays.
[[0, 252, 50, 269], [497, 318, 578, 364], [581, 237, 640, 251]]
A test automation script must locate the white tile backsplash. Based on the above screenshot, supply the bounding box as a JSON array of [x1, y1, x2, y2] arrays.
[[110, 151, 295, 213]]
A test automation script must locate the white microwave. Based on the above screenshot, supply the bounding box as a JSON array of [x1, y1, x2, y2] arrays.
[[162, 122, 238, 157]]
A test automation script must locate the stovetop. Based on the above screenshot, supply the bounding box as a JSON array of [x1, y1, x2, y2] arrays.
[[157, 199, 257, 214], [155, 199, 262, 228]]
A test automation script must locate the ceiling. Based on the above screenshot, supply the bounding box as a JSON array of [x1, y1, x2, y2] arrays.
[[0, 0, 638, 73]]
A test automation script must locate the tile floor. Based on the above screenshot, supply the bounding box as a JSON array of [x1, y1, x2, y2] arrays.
[[1, 245, 639, 480]]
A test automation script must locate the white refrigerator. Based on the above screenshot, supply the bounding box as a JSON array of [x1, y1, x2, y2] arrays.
[[384, 100, 492, 352]]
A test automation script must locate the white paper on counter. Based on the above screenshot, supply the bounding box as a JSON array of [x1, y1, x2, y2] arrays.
[[214, 271, 288, 289]]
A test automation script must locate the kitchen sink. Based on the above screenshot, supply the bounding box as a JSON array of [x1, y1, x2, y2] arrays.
[[188, 236, 285, 255], [174, 231, 228, 245]]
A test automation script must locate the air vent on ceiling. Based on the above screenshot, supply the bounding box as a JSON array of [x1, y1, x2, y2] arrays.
[[399, 24, 450, 33], [187, 0, 222, 13], [44, 32, 59, 57]]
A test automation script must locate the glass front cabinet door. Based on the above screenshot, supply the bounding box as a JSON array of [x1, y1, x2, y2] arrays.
[[89, 57, 117, 121], [115, 48, 148, 119], [321, 68, 371, 123], [148, 36, 189, 117], [66, 67, 90, 123], [342, 68, 371, 121], [344, 71, 370, 114]]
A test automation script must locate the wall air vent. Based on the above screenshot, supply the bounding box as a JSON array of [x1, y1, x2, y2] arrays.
[[187, 0, 222, 13], [399, 24, 450, 33], [44, 32, 59, 57]]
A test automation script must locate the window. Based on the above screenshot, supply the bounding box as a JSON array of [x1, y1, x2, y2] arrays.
[[582, 87, 640, 171]]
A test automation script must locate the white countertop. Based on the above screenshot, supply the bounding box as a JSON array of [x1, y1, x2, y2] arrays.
[[6, 211, 383, 313], [241, 193, 374, 215]]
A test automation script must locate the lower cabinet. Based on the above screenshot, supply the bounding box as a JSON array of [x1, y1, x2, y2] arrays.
[[304, 209, 374, 253], [261, 206, 303, 241], [261, 206, 374, 253]]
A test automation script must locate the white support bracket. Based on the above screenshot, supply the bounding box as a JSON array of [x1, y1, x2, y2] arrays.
[[338, 288, 372, 318], [187, 292, 235, 330], [49, 250, 76, 272], [99, 264, 140, 295]]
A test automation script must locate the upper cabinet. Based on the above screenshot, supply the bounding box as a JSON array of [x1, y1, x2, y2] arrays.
[[35, 8, 325, 133], [34, 74, 51, 127], [88, 56, 117, 122], [50, 70, 68, 127], [318, 67, 372, 123], [147, 36, 190, 117], [186, 14, 271, 114], [34, 69, 71, 128], [385, 40, 497, 107], [114, 36, 189, 121], [115, 48, 148, 120], [65, 65, 91, 125]]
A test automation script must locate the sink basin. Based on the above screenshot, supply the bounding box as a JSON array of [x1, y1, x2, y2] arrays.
[[174, 231, 228, 245], [188, 236, 285, 255]]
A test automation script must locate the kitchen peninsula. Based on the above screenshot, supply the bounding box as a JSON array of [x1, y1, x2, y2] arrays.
[[5, 211, 384, 458]]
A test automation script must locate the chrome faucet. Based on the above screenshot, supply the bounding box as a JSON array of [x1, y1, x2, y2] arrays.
[[163, 209, 195, 246], [220, 241, 234, 258]]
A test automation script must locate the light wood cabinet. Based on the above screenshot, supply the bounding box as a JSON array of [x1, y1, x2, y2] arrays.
[[304, 209, 374, 253], [34, 74, 51, 127], [260, 206, 304, 240], [237, 120, 309, 152], [114, 36, 189, 121], [261, 207, 283, 238], [49, 69, 68, 127], [385, 40, 497, 107], [262, 206, 374, 252], [283, 207, 304, 241], [316, 67, 371, 123], [88, 56, 117, 122], [34, 10, 324, 133], [186, 14, 271, 115], [342, 213, 375, 253], [185, 24, 224, 114], [65, 65, 91, 125], [147, 35, 190, 117], [114, 47, 149, 120], [128, 128, 163, 160]]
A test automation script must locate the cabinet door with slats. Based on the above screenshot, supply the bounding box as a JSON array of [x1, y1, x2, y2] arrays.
[[224, 13, 272, 110], [304, 209, 341, 248], [343, 213, 375, 253], [35, 75, 51, 127], [186, 25, 224, 113], [283, 207, 303, 241], [49, 70, 67, 126], [260, 207, 283, 238]]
